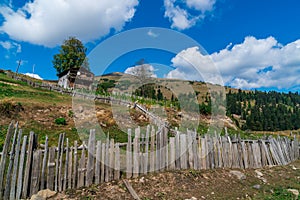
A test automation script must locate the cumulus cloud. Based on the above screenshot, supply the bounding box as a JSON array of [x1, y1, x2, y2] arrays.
[[166, 46, 223, 85], [0, 40, 21, 53], [125, 64, 157, 78], [0, 0, 139, 47], [167, 36, 300, 91], [24, 72, 43, 80], [164, 0, 216, 30]]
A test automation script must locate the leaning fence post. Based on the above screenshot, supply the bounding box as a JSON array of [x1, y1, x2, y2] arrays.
[[0, 122, 15, 197]]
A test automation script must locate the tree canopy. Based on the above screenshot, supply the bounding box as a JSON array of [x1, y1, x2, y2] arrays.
[[53, 37, 89, 76]]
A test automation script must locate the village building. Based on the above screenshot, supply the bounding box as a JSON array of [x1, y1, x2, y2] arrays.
[[57, 67, 94, 90]]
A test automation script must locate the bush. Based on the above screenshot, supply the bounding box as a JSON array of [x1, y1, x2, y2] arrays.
[[55, 117, 67, 125]]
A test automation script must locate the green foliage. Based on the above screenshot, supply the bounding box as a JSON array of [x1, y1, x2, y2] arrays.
[[68, 110, 74, 117], [227, 90, 300, 131], [52, 37, 89, 75], [55, 117, 67, 125]]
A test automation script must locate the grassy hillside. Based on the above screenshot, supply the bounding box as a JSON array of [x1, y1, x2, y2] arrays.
[[1, 70, 298, 149]]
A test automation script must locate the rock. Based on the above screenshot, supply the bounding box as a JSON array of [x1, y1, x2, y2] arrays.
[[78, 106, 84, 113], [254, 170, 263, 177], [230, 170, 246, 180], [253, 184, 261, 190], [287, 189, 299, 198], [139, 177, 145, 183], [292, 165, 298, 170], [185, 197, 197, 200], [30, 189, 57, 200]]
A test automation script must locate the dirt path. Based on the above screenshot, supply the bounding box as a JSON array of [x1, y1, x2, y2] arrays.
[[51, 160, 300, 200]]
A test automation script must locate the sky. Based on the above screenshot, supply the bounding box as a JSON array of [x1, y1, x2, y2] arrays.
[[0, 0, 300, 92]]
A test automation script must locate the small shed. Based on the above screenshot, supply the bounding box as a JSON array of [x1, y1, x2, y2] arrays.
[[58, 67, 94, 90]]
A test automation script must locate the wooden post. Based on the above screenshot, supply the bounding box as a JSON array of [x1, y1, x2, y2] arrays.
[[22, 132, 35, 198], [30, 150, 42, 196], [0, 122, 15, 197], [78, 141, 86, 188], [133, 128, 140, 178], [9, 129, 22, 200], [72, 141, 78, 188], [63, 138, 69, 191], [126, 129, 132, 178], [55, 134, 63, 192], [180, 134, 187, 169], [86, 130, 95, 186], [169, 137, 175, 170], [68, 145, 73, 189], [40, 136, 48, 190], [95, 141, 101, 184], [100, 143, 105, 183], [4, 122, 18, 199], [114, 143, 120, 180], [16, 135, 27, 200], [58, 133, 65, 191], [150, 127, 155, 172], [47, 147, 56, 191], [109, 139, 115, 181]]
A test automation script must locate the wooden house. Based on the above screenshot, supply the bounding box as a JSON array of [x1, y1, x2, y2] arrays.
[[57, 67, 94, 90]]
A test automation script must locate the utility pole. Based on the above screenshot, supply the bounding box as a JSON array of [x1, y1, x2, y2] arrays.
[[16, 59, 21, 74]]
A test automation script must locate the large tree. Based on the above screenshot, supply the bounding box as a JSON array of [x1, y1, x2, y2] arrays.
[[53, 37, 89, 75]]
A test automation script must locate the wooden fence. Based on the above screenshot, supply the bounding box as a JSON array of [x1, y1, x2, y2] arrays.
[[0, 122, 299, 199]]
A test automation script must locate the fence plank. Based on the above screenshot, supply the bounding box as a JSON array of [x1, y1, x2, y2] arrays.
[[105, 137, 110, 182], [30, 150, 42, 196], [58, 133, 65, 192], [144, 126, 149, 174], [78, 142, 86, 188], [169, 137, 175, 170], [72, 141, 78, 188], [4, 122, 18, 200], [47, 147, 56, 191], [16, 135, 27, 200], [114, 143, 120, 180], [86, 130, 95, 186], [95, 141, 101, 184], [55, 134, 63, 192], [22, 132, 35, 198], [150, 127, 155, 172], [68, 145, 73, 189], [180, 134, 187, 169], [0, 122, 15, 197], [126, 129, 132, 178], [40, 136, 48, 190], [9, 129, 22, 200], [109, 139, 115, 181], [133, 128, 140, 178], [100, 142, 105, 183], [63, 138, 69, 191]]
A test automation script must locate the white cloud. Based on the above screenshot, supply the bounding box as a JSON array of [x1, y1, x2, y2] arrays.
[[0, 40, 21, 53], [147, 29, 159, 38], [125, 64, 157, 78], [167, 36, 300, 91], [164, 0, 216, 30], [24, 72, 43, 80], [0, 0, 139, 47], [166, 46, 223, 85]]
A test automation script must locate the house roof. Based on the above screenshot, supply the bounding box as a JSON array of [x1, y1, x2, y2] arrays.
[[58, 67, 93, 78]]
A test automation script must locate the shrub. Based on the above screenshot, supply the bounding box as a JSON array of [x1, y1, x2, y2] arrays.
[[55, 117, 67, 125]]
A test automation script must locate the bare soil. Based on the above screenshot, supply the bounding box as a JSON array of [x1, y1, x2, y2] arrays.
[[51, 160, 300, 200]]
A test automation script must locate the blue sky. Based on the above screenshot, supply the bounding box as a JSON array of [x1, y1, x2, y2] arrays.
[[0, 0, 300, 92]]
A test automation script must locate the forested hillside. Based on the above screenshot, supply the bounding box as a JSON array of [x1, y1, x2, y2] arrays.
[[226, 89, 300, 131]]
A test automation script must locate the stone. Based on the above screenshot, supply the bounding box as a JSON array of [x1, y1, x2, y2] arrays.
[[253, 184, 261, 190], [30, 189, 57, 200], [230, 170, 246, 180], [287, 189, 299, 198], [254, 170, 263, 177]]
